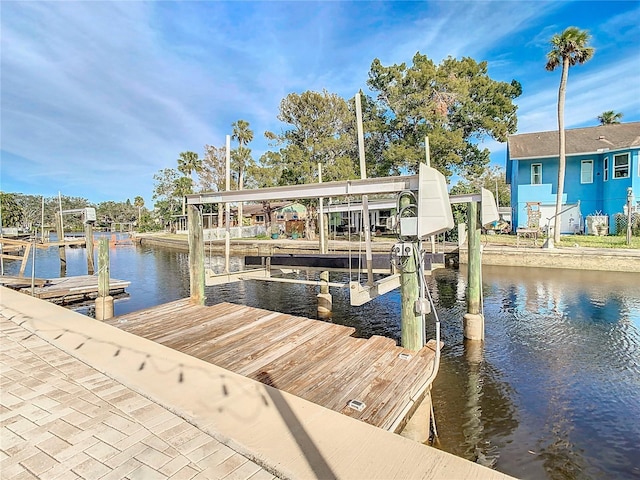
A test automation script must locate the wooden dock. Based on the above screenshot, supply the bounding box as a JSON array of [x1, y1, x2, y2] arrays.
[[15, 275, 130, 305], [106, 299, 439, 432]]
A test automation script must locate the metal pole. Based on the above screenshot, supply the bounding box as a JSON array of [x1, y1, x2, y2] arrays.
[[318, 163, 326, 255], [424, 136, 430, 167], [355, 92, 374, 286], [225, 134, 231, 274], [0, 196, 3, 276], [627, 187, 633, 246], [41, 196, 45, 242], [31, 235, 36, 296]]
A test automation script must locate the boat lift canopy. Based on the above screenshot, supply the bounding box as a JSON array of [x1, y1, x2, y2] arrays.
[[186, 164, 498, 305]]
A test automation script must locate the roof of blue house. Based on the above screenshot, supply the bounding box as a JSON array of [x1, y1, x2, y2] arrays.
[[508, 121, 640, 160]]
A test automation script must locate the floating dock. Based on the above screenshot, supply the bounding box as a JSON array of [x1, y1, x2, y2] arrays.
[[12, 275, 130, 305], [106, 299, 438, 432]]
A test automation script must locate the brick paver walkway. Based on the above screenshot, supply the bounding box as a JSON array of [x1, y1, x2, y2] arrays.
[[0, 315, 279, 480]]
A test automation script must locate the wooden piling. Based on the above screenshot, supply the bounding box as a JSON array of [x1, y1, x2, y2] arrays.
[[188, 204, 205, 305], [20, 242, 32, 276], [400, 196, 423, 351], [317, 165, 332, 318], [95, 237, 114, 320], [464, 201, 484, 341], [85, 223, 94, 275], [98, 238, 109, 298], [54, 212, 66, 275]]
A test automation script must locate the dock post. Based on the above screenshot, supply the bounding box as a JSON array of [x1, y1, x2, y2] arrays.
[[95, 237, 114, 320], [399, 197, 423, 351], [188, 204, 205, 305], [55, 212, 67, 276], [463, 201, 484, 341], [85, 222, 95, 275], [317, 164, 332, 318]]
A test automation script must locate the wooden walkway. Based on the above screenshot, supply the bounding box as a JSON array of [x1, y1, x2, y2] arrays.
[[106, 300, 439, 432], [16, 275, 130, 304]]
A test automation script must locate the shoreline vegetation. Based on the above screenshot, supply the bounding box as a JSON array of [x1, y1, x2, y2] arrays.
[[135, 231, 640, 250], [134, 232, 640, 273]]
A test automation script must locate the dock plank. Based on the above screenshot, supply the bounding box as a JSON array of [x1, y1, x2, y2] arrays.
[[210, 316, 309, 371], [109, 300, 439, 432], [350, 342, 438, 430], [245, 326, 356, 384], [232, 320, 332, 376]]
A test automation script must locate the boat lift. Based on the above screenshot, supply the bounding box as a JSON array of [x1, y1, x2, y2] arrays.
[[185, 163, 499, 307]]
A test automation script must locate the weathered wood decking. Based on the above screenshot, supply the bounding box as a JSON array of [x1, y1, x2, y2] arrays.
[[106, 299, 438, 432], [16, 275, 130, 304]]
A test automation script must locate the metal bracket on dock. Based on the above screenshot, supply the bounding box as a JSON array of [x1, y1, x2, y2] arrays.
[[348, 400, 366, 412], [205, 268, 270, 286], [348, 274, 401, 307]]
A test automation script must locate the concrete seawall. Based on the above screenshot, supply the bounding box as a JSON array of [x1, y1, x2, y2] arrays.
[[458, 245, 640, 272], [136, 233, 640, 273]]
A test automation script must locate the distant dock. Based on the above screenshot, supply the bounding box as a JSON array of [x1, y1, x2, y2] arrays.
[[1, 275, 130, 305]]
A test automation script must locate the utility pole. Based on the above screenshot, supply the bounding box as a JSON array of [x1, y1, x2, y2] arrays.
[[627, 187, 634, 246]]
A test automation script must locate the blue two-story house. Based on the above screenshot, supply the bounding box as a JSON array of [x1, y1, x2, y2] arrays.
[[506, 122, 640, 234]]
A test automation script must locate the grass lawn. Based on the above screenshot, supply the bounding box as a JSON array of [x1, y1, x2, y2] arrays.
[[481, 232, 640, 249]]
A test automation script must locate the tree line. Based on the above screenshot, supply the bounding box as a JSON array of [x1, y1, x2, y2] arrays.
[[4, 29, 623, 233], [153, 52, 522, 226], [0, 192, 151, 232]]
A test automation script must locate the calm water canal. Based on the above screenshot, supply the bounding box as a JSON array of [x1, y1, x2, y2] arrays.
[[5, 237, 640, 480]]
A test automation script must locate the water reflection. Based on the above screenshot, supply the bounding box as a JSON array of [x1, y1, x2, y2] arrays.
[[3, 243, 639, 479], [430, 265, 640, 480]]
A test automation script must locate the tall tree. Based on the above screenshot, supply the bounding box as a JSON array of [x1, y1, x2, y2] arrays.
[[546, 26, 594, 243], [453, 165, 511, 208], [134, 196, 145, 225], [199, 144, 229, 192], [232, 120, 254, 225], [597, 110, 623, 125], [231, 120, 254, 187], [176, 151, 201, 215], [177, 151, 202, 180], [367, 53, 521, 179], [269, 89, 357, 185], [0, 192, 23, 228], [152, 168, 181, 227]]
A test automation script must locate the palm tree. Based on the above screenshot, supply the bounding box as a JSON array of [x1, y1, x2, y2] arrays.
[[177, 151, 202, 215], [133, 196, 144, 226], [231, 120, 254, 226], [177, 151, 202, 180], [597, 110, 623, 125], [546, 26, 594, 244]]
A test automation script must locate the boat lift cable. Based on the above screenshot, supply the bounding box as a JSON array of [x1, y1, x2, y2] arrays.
[[415, 240, 442, 439], [387, 239, 442, 433], [480, 245, 485, 325], [347, 195, 352, 283], [357, 208, 363, 284]]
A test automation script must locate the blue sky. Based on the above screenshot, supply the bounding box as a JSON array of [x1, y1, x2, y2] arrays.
[[2, 1, 639, 206]]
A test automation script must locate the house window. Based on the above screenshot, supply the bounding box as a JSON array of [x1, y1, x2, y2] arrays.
[[276, 214, 284, 220], [531, 163, 542, 185], [581, 160, 593, 184], [604, 157, 609, 181], [255, 215, 265, 223], [613, 153, 630, 178]]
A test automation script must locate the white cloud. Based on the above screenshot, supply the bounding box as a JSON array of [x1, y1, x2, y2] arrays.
[[2, 1, 638, 205]]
